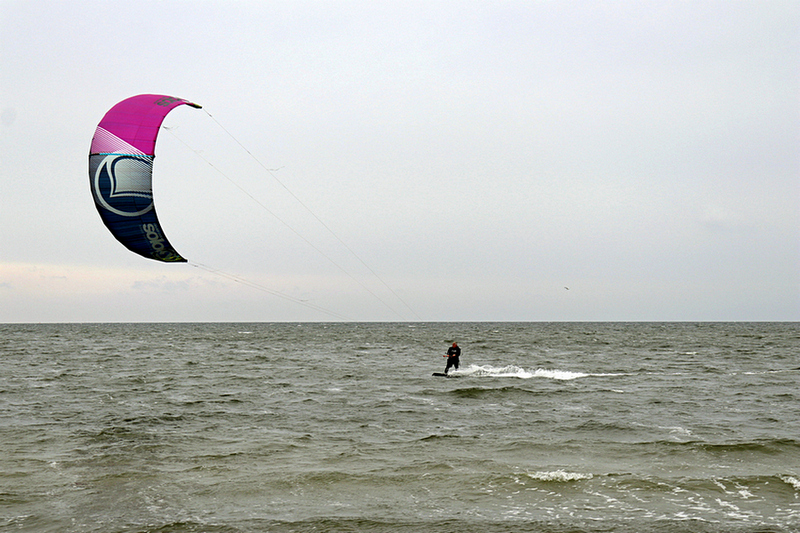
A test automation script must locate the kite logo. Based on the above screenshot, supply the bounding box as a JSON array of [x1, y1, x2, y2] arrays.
[[142, 224, 165, 250], [91, 154, 155, 217], [142, 223, 183, 261], [141, 223, 179, 260], [154, 96, 182, 107]]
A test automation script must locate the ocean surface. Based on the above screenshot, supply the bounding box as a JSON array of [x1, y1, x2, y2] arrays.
[[1, 322, 799, 533]]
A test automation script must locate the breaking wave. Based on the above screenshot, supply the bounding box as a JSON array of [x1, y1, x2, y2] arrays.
[[780, 475, 800, 491]]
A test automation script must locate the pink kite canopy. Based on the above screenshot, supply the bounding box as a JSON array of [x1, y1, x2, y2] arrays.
[[90, 94, 201, 156]]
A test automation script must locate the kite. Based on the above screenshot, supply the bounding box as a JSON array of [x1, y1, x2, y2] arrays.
[[89, 94, 201, 262]]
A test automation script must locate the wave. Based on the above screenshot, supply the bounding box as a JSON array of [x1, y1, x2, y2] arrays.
[[780, 474, 800, 491], [106, 517, 800, 533], [661, 437, 800, 455]]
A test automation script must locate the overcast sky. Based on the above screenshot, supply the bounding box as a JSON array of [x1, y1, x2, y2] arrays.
[[1, 0, 798, 322]]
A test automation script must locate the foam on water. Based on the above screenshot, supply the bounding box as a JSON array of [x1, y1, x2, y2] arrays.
[[780, 475, 800, 491], [527, 470, 594, 482], [457, 364, 589, 380]]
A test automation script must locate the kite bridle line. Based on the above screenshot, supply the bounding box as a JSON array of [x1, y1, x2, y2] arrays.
[[189, 261, 352, 321], [203, 109, 422, 322], [162, 112, 422, 321]]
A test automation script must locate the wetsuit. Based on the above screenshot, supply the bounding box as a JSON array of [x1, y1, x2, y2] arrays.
[[445, 345, 461, 374]]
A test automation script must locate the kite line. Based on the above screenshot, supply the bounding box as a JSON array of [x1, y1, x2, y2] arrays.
[[165, 110, 422, 321]]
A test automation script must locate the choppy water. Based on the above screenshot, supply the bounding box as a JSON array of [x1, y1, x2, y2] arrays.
[[1, 322, 799, 532]]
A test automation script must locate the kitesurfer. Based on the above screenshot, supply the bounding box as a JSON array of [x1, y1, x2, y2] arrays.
[[443, 342, 461, 374]]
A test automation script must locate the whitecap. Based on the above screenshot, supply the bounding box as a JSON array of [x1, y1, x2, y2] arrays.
[[780, 475, 800, 491], [527, 469, 593, 482], [660, 426, 693, 438]]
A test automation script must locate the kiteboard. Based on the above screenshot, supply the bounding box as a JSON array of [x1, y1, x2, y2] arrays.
[[432, 372, 461, 378]]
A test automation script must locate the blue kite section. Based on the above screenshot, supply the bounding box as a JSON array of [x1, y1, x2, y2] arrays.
[[89, 153, 186, 263]]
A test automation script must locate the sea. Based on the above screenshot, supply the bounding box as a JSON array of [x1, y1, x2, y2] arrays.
[[1, 322, 798, 533]]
